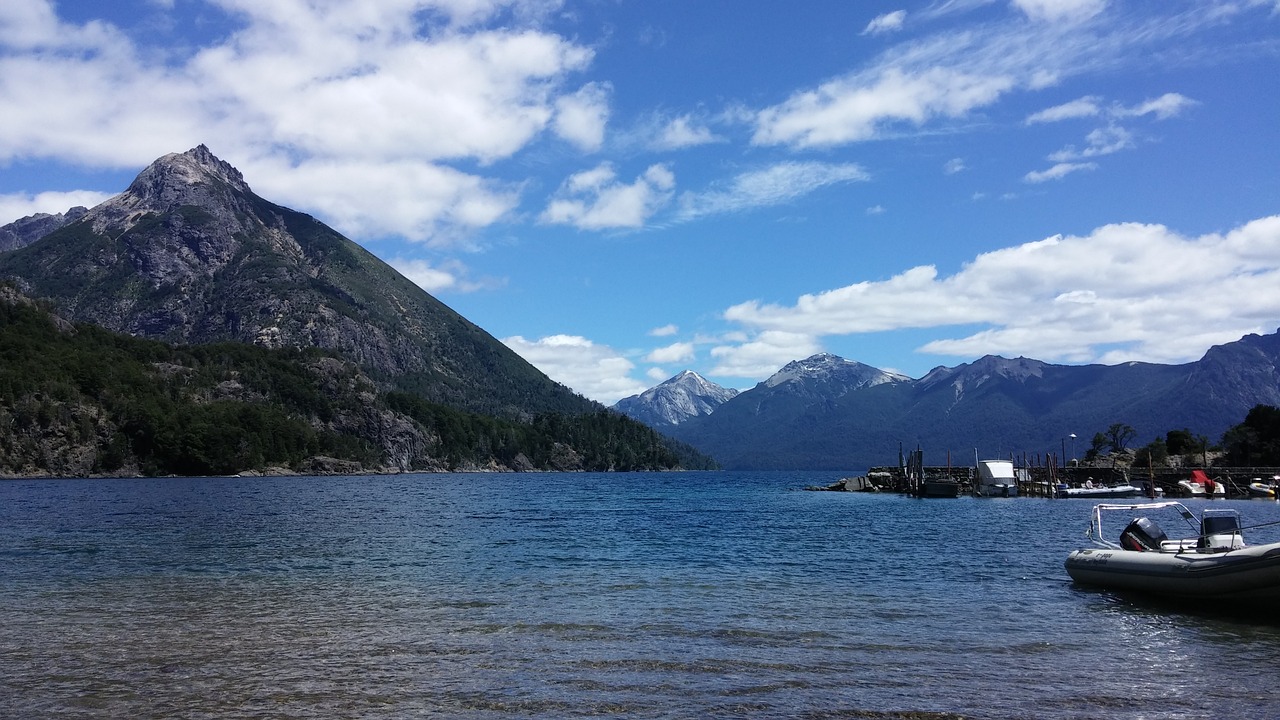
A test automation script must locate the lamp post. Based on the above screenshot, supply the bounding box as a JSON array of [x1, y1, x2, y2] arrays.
[[1069, 433, 1077, 465]]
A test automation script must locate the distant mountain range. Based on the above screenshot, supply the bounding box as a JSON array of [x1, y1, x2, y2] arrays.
[[615, 340, 1280, 470], [0, 146, 712, 475]]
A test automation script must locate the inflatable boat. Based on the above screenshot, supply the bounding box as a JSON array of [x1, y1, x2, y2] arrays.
[[1064, 501, 1280, 602]]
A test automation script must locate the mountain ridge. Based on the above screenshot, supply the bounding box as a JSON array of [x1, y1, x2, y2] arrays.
[[652, 333, 1280, 470]]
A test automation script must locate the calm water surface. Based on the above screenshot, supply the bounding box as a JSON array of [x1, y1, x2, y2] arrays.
[[4, 472, 1280, 719]]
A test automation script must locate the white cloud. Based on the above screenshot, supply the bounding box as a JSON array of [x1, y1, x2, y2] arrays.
[[1025, 96, 1101, 124], [753, 67, 1015, 149], [944, 157, 966, 174], [646, 342, 694, 364], [1011, 0, 1106, 23], [502, 334, 648, 404], [1048, 125, 1133, 161], [649, 324, 679, 337], [540, 162, 675, 230], [0, 189, 116, 225], [1115, 92, 1198, 120], [0, 0, 596, 243], [717, 215, 1280, 371], [677, 161, 869, 221], [386, 256, 493, 294], [251, 157, 520, 245], [751, 5, 1231, 154], [866, 205, 886, 215], [863, 10, 907, 35], [553, 81, 611, 151], [1023, 161, 1097, 183], [654, 115, 722, 150], [709, 331, 823, 380]]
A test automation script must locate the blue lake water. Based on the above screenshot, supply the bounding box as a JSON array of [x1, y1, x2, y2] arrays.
[[4, 471, 1280, 719]]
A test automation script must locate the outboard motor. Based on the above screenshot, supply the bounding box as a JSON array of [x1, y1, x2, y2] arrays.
[[1120, 517, 1167, 551]]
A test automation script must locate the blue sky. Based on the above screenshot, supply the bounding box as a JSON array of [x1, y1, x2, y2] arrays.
[[2, 0, 1279, 404]]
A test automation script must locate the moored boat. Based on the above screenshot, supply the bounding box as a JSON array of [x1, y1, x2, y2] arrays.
[[973, 459, 1018, 497], [1178, 469, 1227, 497], [1064, 501, 1280, 602], [1244, 479, 1274, 497], [1055, 482, 1159, 499], [1248, 476, 1280, 498]]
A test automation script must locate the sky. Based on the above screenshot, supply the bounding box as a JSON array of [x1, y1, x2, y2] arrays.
[[1, 0, 1279, 405]]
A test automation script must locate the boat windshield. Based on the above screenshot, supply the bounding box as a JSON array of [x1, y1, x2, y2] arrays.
[[1086, 501, 1199, 549]]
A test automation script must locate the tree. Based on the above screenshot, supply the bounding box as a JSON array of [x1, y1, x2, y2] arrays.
[[1104, 423, 1136, 453], [1221, 405, 1280, 466], [1134, 437, 1169, 467], [1085, 432, 1108, 462], [1165, 428, 1195, 456]]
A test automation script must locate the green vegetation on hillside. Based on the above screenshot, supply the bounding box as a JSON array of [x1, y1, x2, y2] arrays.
[[0, 291, 714, 477]]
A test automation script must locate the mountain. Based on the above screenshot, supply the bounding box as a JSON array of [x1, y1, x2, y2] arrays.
[[0, 145, 586, 420], [0, 286, 710, 476], [0, 145, 717, 475], [613, 370, 738, 427], [662, 336, 1280, 470], [0, 206, 87, 253]]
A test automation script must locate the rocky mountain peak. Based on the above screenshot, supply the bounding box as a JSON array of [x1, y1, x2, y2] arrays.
[[0, 206, 89, 253], [88, 145, 258, 237], [765, 352, 907, 390], [918, 354, 1047, 393], [613, 370, 738, 427]]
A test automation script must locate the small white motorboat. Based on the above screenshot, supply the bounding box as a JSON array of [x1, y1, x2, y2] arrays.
[[1055, 482, 1161, 499], [1065, 501, 1280, 602], [1178, 469, 1227, 497]]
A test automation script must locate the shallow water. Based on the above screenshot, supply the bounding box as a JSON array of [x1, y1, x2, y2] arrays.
[[4, 472, 1280, 719]]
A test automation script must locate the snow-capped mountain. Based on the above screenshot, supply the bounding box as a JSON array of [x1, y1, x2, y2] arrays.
[[613, 370, 739, 427], [764, 352, 910, 393]]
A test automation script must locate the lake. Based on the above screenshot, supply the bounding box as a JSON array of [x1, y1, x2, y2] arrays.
[[4, 471, 1280, 719]]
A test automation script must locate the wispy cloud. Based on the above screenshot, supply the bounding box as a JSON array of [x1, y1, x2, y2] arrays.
[[677, 161, 868, 222], [863, 10, 907, 35], [1026, 96, 1102, 124], [751, 4, 1234, 151], [1011, 0, 1107, 23], [1114, 92, 1198, 120], [1023, 161, 1097, 183]]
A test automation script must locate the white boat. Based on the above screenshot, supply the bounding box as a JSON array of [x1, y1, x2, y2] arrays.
[[1064, 501, 1280, 602], [1055, 483, 1157, 499], [973, 459, 1018, 497], [1178, 469, 1227, 497]]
